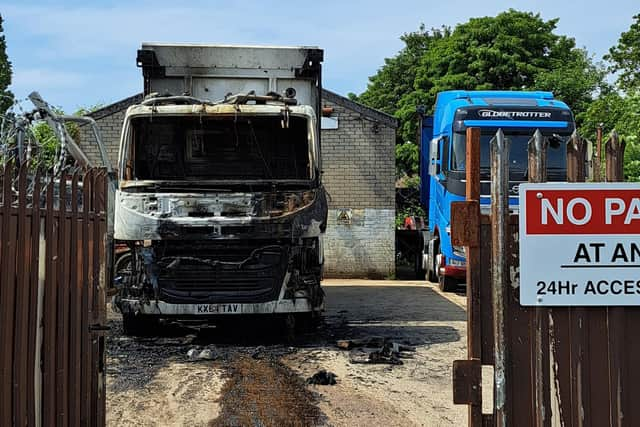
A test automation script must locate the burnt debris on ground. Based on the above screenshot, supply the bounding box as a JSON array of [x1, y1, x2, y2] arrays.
[[306, 370, 338, 386], [336, 337, 417, 365], [210, 356, 325, 427]]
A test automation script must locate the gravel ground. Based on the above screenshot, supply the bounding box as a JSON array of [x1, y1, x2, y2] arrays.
[[106, 280, 468, 426]]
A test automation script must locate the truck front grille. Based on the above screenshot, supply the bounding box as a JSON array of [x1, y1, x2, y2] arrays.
[[156, 242, 288, 304]]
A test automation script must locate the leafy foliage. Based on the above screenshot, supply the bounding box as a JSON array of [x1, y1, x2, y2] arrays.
[[30, 121, 59, 167], [413, 11, 577, 94], [355, 25, 448, 118], [355, 10, 607, 177], [580, 92, 638, 140], [534, 49, 608, 123], [395, 176, 425, 228], [395, 141, 419, 177], [582, 93, 640, 181], [0, 15, 12, 115], [625, 136, 640, 182], [581, 14, 640, 182], [606, 14, 640, 92], [28, 103, 105, 168]]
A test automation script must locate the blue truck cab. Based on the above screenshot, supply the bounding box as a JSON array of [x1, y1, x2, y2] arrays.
[[418, 90, 575, 291]]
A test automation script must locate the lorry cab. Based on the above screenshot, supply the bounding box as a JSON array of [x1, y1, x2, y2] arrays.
[[113, 44, 328, 334], [419, 90, 576, 291]]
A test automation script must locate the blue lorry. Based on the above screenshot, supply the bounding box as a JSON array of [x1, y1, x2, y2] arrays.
[[417, 90, 576, 291]]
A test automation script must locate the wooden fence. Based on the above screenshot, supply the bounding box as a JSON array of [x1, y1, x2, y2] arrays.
[[0, 162, 108, 426], [452, 128, 640, 426]]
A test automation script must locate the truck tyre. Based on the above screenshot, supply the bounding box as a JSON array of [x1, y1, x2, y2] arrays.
[[434, 239, 458, 292], [414, 251, 426, 280], [284, 314, 297, 343], [426, 239, 438, 283], [113, 251, 132, 292], [438, 275, 459, 292], [296, 312, 321, 333], [122, 313, 156, 336]]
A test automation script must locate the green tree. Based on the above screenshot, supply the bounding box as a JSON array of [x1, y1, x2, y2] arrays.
[[356, 10, 606, 176], [414, 11, 570, 94], [580, 92, 640, 181], [29, 103, 105, 168], [605, 13, 640, 92], [30, 121, 59, 167], [395, 141, 419, 177], [355, 25, 448, 116], [625, 136, 640, 182], [534, 49, 608, 123], [0, 14, 13, 114], [582, 15, 640, 182]]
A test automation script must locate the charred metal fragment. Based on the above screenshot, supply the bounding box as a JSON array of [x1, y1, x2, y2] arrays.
[[139, 247, 160, 300], [115, 188, 327, 241]]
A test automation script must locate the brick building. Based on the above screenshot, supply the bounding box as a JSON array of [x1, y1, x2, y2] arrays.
[[78, 89, 397, 278]]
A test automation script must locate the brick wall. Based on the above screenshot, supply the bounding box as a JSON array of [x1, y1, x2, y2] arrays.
[[77, 91, 397, 278], [320, 94, 396, 278], [78, 109, 124, 168], [78, 93, 143, 168]]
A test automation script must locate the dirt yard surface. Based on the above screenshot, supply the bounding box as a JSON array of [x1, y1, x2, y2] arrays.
[[106, 280, 468, 426]]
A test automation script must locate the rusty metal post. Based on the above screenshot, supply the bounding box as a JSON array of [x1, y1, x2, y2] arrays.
[[528, 130, 548, 183], [605, 130, 625, 182], [450, 128, 483, 426], [605, 130, 626, 426], [566, 130, 585, 183], [561, 132, 587, 427], [528, 130, 551, 426], [593, 124, 603, 182], [490, 129, 510, 427], [466, 127, 482, 426], [15, 118, 26, 166], [465, 127, 482, 361]]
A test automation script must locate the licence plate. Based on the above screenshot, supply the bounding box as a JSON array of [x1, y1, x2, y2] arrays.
[[196, 303, 240, 314]]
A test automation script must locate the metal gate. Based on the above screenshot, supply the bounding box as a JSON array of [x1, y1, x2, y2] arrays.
[[0, 162, 108, 426], [452, 127, 639, 426]]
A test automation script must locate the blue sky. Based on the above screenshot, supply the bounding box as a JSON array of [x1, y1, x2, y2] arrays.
[[3, 0, 638, 112]]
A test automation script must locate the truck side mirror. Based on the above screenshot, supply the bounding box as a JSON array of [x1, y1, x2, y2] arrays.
[[429, 138, 441, 176]]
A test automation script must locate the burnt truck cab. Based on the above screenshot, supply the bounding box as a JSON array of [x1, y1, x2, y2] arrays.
[[113, 44, 327, 332]]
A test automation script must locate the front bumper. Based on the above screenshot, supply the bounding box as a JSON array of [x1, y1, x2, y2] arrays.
[[439, 264, 467, 279], [118, 298, 319, 316], [436, 253, 467, 279]]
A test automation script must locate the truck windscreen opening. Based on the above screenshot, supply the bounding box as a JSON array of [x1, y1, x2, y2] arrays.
[[129, 115, 311, 180], [451, 130, 569, 180]]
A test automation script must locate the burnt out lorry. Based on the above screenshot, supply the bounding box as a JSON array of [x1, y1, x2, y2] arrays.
[[113, 44, 327, 334]]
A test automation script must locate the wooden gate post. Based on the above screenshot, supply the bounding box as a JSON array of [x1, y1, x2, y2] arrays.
[[451, 127, 483, 426], [593, 124, 603, 182], [490, 129, 510, 427], [605, 130, 626, 426], [527, 130, 551, 427]]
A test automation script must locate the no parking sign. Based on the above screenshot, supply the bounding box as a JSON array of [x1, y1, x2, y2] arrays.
[[519, 183, 640, 306]]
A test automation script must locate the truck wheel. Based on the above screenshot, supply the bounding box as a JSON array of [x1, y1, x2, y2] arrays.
[[113, 251, 132, 293], [414, 251, 426, 280], [434, 239, 458, 292], [438, 275, 459, 292], [284, 314, 296, 343], [122, 313, 156, 336], [296, 312, 321, 333], [426, 239, 438, 283]]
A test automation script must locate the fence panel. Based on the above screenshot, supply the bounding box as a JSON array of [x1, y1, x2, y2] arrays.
[[453, 128, 640, 426], [0, 162, 108, 427]]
